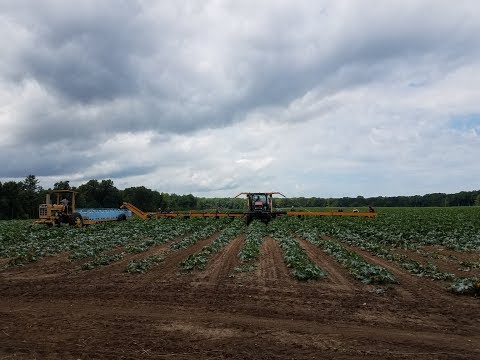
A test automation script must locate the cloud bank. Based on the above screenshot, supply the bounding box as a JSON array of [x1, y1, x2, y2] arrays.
[[1, 0, 479, 197]]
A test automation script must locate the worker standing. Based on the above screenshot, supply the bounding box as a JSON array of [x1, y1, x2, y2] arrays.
[[61, 198, 69, 213]]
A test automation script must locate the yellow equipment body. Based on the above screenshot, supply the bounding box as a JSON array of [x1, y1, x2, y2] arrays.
[[34, 190, 78, 227], [121, 191, 377, 223], [35, 190, 131, 227]]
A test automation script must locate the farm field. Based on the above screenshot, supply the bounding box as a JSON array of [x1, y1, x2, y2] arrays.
[[1, 208, 479, 359]]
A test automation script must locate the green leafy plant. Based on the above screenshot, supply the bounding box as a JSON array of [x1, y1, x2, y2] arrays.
[[270, 220, 326, 281], [125, 254, 164, 274], [291, 220, 396, 284], [449, 277, 480, 295], [235, 220, 267, 272], [181, 220, 244, 271]]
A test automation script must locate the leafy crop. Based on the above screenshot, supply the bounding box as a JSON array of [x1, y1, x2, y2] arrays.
[[296, 224, 396, 284], [81, 253, 123, 270], [0, 218, 217, 270], [270, 220, 326, 281], [301, 207, 480, 252], [235, 220, 267, 272], [449, 277, 480, 295], [181, 220, 244, 271], [295, 214, 456, 281], [1, 207, 479, 295], [396, 258, 454, 280], [126, 254, 164, 274], [124, 218, 233, 274], [171, 218, 229, 250]]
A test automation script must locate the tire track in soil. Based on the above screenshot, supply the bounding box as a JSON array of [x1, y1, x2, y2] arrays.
[[329, 237, 453, 302], [3, 299, 478, 360], [3, 234, 480, 359], [250, 236, 292, 290], [297, 238, 359, 292], [193, 235, 245, 285]]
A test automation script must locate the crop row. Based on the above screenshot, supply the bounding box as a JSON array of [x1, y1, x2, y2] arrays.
[[125, 218, 233, 273], [302, 207, 480, 252], [0, 218, 227, 270], [449, 277, 480, 295], [181, 220, 245, 271], [72, 217, 199, 261], [125, 254, 165, 274], [2, 210, 478, 297], [298, 226, 396, 284], [296, 217, 456, 281], [170, 220, 226, 250], [234, 220, 267, 272], [270, 220, 326, 281], [291, 217, 479, 295]]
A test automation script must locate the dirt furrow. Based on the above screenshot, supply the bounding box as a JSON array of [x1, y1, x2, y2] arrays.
[[129, 232, 221, 287], [1, 299, 479, 360], [2, 225, 480, 359], [0, 252, 77, 280], [193, 234, 245, 285], [333, 238, 454, 302], [252, 236, 292, 289], [297, 237, 359, 291]]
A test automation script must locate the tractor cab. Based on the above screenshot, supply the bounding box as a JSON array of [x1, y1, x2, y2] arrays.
[[35, 190, 78, 226], [235, 192, 287, 224], [249, 193, 270, 212]]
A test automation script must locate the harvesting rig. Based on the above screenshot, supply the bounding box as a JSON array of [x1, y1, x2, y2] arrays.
[[34, 190, 132, 227], [236, 192, 287, 224], [121, 191, 376, 224]]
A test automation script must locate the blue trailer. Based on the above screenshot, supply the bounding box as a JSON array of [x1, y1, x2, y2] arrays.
[[74, 208, 132, 226], [34, 190, 132, 227]]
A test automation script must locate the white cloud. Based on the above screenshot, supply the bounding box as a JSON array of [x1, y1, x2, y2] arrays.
[[1, 0, 479, 197]]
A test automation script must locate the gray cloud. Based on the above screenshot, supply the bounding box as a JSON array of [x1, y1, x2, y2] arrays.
[[1, 0, 480, 196]]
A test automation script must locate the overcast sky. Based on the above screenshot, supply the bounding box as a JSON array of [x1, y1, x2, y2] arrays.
[[1, 0, 479, 197]]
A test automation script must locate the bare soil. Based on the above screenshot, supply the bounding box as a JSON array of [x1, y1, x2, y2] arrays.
[[0, 234, 479, 359]]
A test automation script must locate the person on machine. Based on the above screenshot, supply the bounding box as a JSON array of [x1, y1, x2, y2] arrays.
[[61, 198, 69, 213]]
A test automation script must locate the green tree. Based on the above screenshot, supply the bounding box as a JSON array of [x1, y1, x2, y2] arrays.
[[54, 180, 71, 190], [0, 181, 26, 219], [98, 179, 122, 207], [77, 180, 101, 207], [122, 186, 159, 211], [77, 179, 121, 208], [22, 175, 42, 218]]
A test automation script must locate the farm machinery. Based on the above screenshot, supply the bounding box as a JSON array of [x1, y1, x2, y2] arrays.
[[34, 190, 132, 227], [121, 192, 376, 224], [236, 192, 287, 224]]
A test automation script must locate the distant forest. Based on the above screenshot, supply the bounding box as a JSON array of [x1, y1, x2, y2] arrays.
[[1, 175, 480, 220]]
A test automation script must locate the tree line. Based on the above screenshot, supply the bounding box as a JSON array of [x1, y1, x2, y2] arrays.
[[0, 175, 479, 219]]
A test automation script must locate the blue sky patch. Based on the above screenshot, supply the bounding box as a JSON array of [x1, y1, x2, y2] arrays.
[[448, 114, 480, 130]]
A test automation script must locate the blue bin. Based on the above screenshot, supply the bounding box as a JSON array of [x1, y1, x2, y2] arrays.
[[77, 208, 132, 220]]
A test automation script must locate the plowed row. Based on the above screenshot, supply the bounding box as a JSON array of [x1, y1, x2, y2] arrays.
[[1, 224, 479, 359]]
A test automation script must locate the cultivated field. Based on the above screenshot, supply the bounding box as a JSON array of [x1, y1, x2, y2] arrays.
[[1, 208, 479, 359]]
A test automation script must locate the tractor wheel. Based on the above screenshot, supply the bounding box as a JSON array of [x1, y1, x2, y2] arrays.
[[70, 212, 84, 227], [261, 214, 271, 225]]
